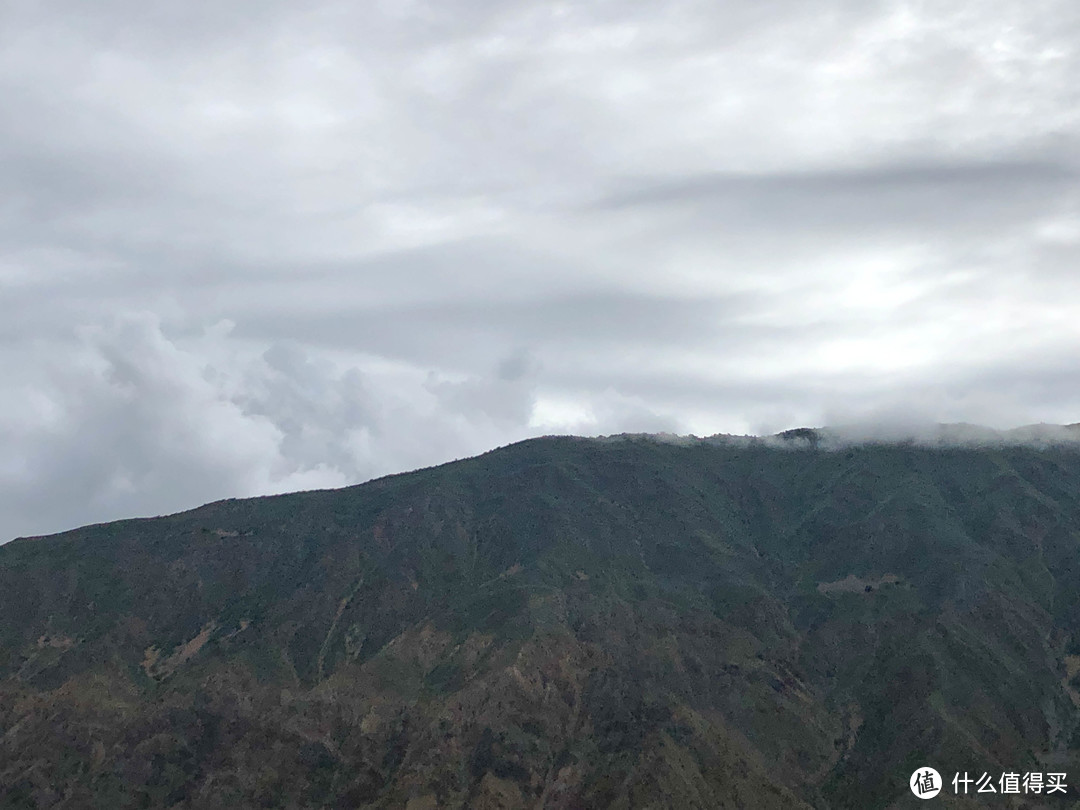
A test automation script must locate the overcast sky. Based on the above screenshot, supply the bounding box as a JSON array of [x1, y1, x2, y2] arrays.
[[3, 0, 1080, 540]]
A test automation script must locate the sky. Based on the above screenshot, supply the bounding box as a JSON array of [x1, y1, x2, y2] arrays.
[[3, 0, 1080, 540]]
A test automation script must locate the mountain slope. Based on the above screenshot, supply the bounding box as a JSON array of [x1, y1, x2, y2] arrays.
[[2, 434, 1080, 808]]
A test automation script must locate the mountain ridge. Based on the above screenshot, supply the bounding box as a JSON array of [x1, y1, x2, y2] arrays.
[[3, 431, 1080, 807], [13, 422, 1080, 546]]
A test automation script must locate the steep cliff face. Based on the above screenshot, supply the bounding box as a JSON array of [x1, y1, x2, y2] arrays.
[[3, 435, 1080, 808]]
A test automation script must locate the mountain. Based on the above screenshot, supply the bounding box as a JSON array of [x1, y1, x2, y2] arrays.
[[3, 432, 1080, 808]]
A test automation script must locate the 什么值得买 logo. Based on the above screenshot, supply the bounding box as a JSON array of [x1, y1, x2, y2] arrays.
[[908, 767, 1068, 799]]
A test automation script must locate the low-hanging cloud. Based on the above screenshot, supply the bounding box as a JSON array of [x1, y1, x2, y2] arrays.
[[0, 312, 679, 540]]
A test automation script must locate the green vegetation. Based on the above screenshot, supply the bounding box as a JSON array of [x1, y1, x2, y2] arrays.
[[2, 434, 1080, 806]]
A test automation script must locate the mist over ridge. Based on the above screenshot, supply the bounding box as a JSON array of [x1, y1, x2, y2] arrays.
[[603, 420, 1080, 450]]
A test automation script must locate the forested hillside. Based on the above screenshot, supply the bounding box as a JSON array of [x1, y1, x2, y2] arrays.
[[3, 433, 1080, 808]]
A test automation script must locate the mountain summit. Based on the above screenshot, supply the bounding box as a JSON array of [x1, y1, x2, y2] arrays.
[[3, 433, 1080, 807]]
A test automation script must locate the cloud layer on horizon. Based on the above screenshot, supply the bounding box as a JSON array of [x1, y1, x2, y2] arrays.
[[3, 0, 1080, 539]]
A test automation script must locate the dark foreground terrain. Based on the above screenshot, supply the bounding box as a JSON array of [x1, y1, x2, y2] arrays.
[[3, 432, 1080, 808]]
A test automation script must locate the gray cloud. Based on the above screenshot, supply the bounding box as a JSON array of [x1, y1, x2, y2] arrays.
[[230, 289, 775, 370], [3, 0, 1080, 540], [592, 159, 1077, 232]]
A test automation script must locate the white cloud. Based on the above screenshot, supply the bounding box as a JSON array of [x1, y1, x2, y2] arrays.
[[0, 313, 549, 540]]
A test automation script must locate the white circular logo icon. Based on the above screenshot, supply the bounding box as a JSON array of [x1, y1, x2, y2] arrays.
[[910, 767, 942, 799]]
